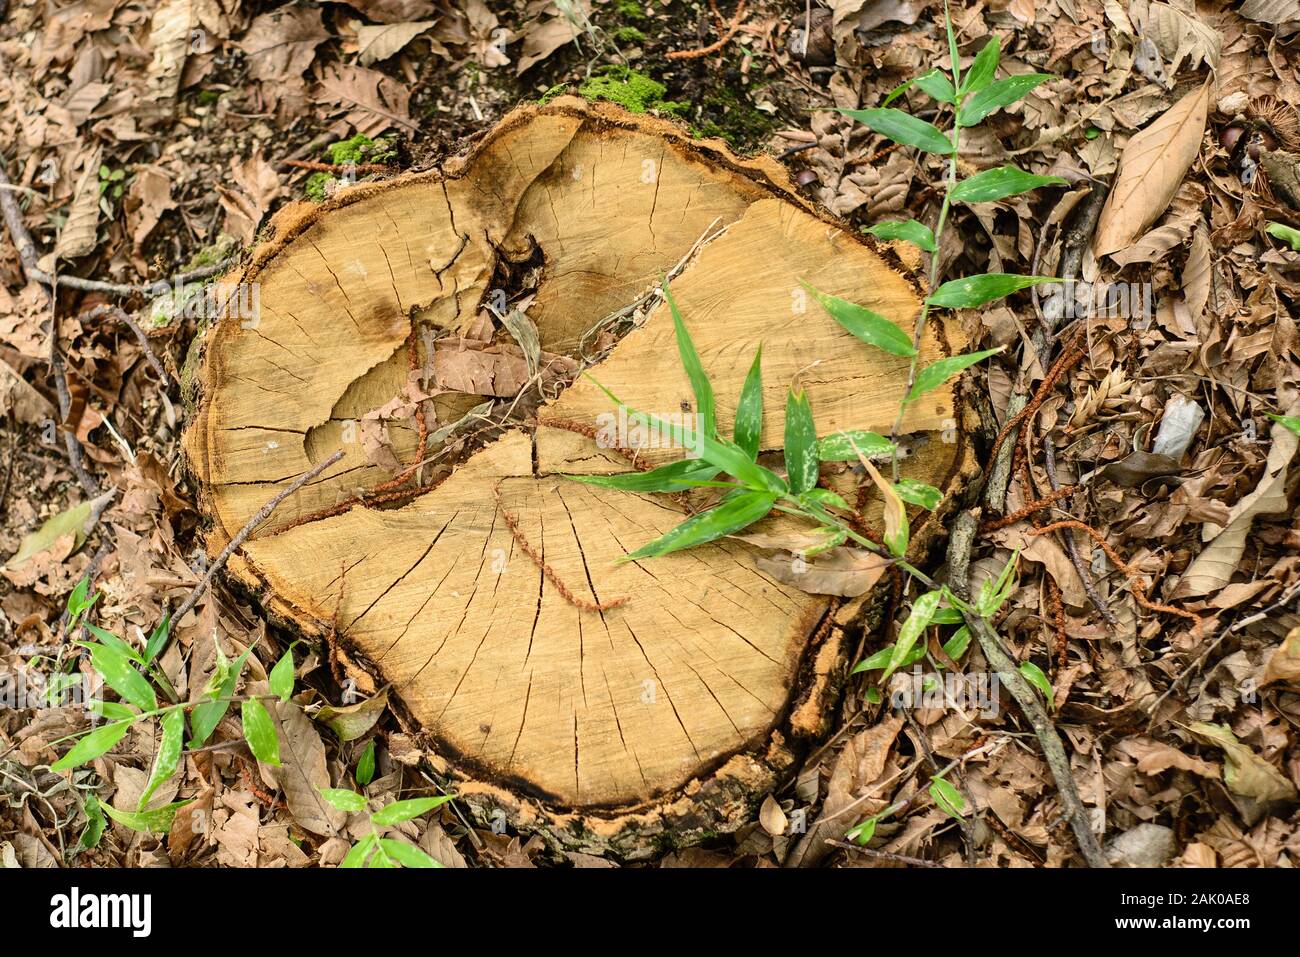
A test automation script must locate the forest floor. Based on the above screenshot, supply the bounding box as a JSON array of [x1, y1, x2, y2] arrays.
[[1, 0, 1299, 868]]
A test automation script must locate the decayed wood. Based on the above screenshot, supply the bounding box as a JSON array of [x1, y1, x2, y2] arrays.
[[184, 97, 973, 856]]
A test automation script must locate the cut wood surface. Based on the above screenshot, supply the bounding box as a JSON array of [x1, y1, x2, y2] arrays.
[[184, 97, 971, 855]]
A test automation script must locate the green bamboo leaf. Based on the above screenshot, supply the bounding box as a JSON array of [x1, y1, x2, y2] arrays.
[[895, 479, 943, 510], [835, 107, 954, 154], [269, 645, 296, 702], [587, 377, 785, 493], [188, 645, 252, 748], [866, 219, 936, 253], [241, 698, 281, 766], [913, 68, 955, 103], [733, 346, 764, 459], [1019, 661, 1054, 707], [51, 719, 133, 772], [340, 833, 377, 868], [851, 641, 926, 674], [817, 430, 896, 461], [142, 615, 170, 665], [942, 625, 972, 662], [804, 282, 915, 357], [86, 642, 156, 712], [848, 815, 878, 845], [320, 787, 369, 812], [949, 165, 1066, 204], [102, 798, 193, 834], [928, 273, 1060, 309], [1266, 412, 1300, 437], [82, 624, 142, 664], [79, 794, 106, 850], [1266, 222, 1300, 251], [881, 77, 915, 107], [378, 838, 442, 868], [784, 388, 819, 495], [356, 739, 377, 786], [564, 458, 722, 494], [623, 490, 777, 561], [929, 776, 966, 818], [944, 0, 961, 89], [907, 348, 1002, 403], [882, 590, 942, 681], [371, 795, 454, 826], [662, 278, 715, 439], [137, 708, 184, 811], [960, 74, 1052, 126], [959, 36, 1000, 97]]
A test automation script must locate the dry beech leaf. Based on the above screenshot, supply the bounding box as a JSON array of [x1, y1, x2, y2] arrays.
[[56, 147, 102, 261], [759, 794, 788, 836], [269, 701, 346, 836], [356, 21, 435, 66], [1175, 410, 1298, 598], [1261, 626, 1300, 687], [990, 523, 1086, 607], [754, 546, 890, 597], [515, 15, 581, 74], [1188, 722, 1297, 804], [419, 821, 469, 867], [1093, 82, 1211, 258]]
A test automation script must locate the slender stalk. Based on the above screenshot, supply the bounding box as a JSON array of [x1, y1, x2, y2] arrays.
[[890, 112, 962, 480]]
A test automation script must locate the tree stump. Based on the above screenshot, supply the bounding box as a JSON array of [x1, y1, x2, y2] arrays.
[[184, 97, 974, 858]]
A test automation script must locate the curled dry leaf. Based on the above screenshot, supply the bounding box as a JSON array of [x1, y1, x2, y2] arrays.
[[1093, 82, 1211, 258], [1261, 626, 1300, 688], [1174, 409, 1298, 598], [759, 794, 788, 836]]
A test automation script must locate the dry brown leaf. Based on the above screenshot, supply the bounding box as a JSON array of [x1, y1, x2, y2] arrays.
[[759, 794, 788, 836], [127, 165, 175, 252], [990, 523, 1086, 607], [1093, 82, 1211, 258], [1143, 1, 1221, 75], [1175, 409, 1298, 598], [515, 14, 581, 74], [55, 146, 102, 261], [145, 0, 195, 106], [419, 821, 469, 867], [269, 701, 346, 837], [0, 359, 55, 424], [322, 0, 436, 23], [755, 546, 890, 598], [238, 6, 329, 83], [316, 62, 416, 135], [1188, 722, 1298, 804], [1261, 626, 1300, 687], [355, 20, 435, 66]]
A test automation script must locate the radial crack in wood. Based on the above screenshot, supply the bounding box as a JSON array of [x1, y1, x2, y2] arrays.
[[184, 97, 974, 857]]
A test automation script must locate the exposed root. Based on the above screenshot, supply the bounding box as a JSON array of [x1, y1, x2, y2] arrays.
[[1030, 520, 1203, 634], [666, 0, 749, 61]]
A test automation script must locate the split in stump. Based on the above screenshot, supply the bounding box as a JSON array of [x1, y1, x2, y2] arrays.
[[184, 97, 973, 858]]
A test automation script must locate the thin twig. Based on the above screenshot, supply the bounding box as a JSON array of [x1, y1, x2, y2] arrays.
[[77, 304, 172, 386], [947, 510, 1109, 867], [172, 450, 345, 625]]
